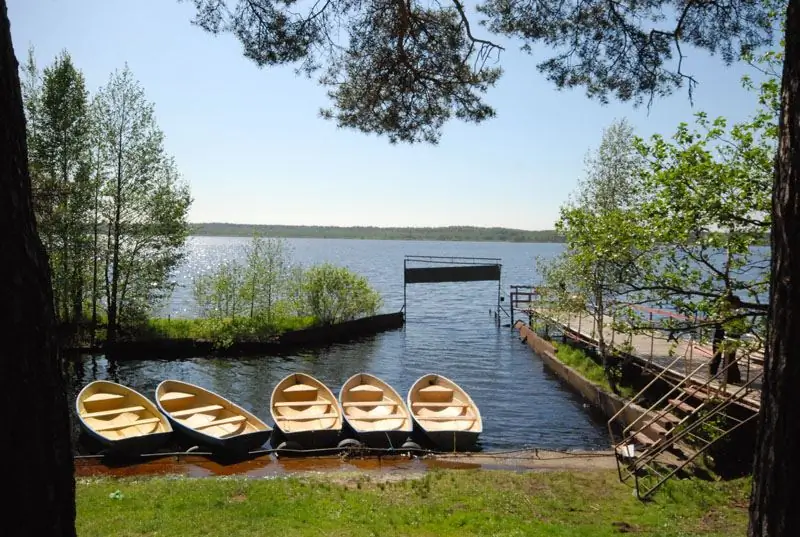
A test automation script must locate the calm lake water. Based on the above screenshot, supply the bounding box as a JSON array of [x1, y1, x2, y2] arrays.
[[66, 237, 612, 453]]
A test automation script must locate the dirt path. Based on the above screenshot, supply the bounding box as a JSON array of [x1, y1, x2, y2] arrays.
[[74, 449, 617, 480]]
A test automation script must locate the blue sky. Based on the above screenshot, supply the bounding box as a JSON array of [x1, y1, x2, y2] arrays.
[[7, 0, 768, 230]]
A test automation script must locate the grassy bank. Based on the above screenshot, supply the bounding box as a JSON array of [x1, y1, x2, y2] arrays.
[[141, 316, 316, 345], [77, 470, 748, 537], [552, 342, 635, 398]]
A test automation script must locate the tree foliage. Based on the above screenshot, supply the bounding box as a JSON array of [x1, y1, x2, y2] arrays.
[[23, 49, 92, 325], [538, 119, 645, 389], [21, 56, 192, 342], [93, 66, 192, 339], [193, 236, 381, 326], [185, 0, 777, 142]]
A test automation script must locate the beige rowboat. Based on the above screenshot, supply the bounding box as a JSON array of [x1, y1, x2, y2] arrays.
[[339, 373, 413, 448], [76, 380, 172, 454], [270, 373, 343, 450], [155, 380, 272, 454], [407, 374, 482, 451]]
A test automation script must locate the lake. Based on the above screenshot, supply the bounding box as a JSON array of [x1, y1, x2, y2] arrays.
[[67, 237, 611, 452]]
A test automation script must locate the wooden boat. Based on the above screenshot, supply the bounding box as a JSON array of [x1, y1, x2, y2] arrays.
[[76, 380, 172, 454], [155, 380, 272, 454], [270, 373, 343, 450], [407, 374, 482, 451], [339, 373, 413, 448]]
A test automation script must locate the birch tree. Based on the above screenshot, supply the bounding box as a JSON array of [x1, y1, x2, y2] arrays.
[[94, 66, 191, 340]]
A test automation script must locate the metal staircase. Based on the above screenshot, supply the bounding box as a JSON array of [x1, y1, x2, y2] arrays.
[[608, 343, 762, 500]]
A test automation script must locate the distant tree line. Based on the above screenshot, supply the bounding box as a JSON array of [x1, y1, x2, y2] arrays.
[[22, 48, 192, 343], [190, 223, 564, 243]]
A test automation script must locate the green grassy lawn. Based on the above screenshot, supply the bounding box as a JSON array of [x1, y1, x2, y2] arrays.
[[78, 470, 749, 537], [552, 342, 636, 398]]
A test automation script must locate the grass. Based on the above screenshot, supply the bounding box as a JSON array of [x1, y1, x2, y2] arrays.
[[77, 470, 750, 537], [552, 342, 636, 398], [140, 315, 317, 345]]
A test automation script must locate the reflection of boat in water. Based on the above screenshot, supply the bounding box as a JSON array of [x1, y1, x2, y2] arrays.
[[156, 380, 272, 454], [76, 380, 172, 454], [339, 373, 413, 448], [407, 374, 482, 451], [270, 373, 343, 450]]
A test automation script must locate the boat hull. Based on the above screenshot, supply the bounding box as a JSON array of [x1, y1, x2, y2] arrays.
[[271, 427, 342, 451], [414, 425, 480, 452], [348, 428, 414, 449]]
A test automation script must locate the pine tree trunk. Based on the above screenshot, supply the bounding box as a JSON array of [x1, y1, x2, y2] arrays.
[[749, 1, 800, 534], [0, 2, 76, 534]]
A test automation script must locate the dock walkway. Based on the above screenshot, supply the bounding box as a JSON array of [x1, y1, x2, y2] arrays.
[[522, 306, 763, 410]]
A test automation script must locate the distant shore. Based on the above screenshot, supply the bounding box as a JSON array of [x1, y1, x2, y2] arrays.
[[190, 223, 564, 243]]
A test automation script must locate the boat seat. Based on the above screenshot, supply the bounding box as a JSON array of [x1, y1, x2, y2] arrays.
[[83, 405, 145, 418], [160, 392, 196, 402], [84, 393, 125, 403], [94, 417, 161, 432], [342, 401, 398, 407], [347, 414, 405, 421], [419, 385, 453, 394], [274, 400, 329, 407], [195, 415, 246, 429], [278, 413, 338, 420], [283, 384, 318, 393], [171, 404, 224, 417], [411, 402, 469, 408], [416, 415, 477, 421], [349, 385, 382, 393]]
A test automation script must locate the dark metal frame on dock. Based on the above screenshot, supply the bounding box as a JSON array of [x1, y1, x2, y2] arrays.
[[402, 255, 505, 323]]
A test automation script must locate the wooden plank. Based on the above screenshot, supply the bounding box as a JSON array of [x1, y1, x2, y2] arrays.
[[283, 384, 318, 393], [84, 393, 125, 403], [342, 401, 398, 407], [278, 413, 338, 420], [411, 402, 468, 408], [416, 415, 476, 421], [349, 385, 382, 393], [274, 400, 330, 407], [419, 385, 453, 394], [160, 392, 195, 402], [347, 414, 405, 421], [195, 415, 246, 429], [94, 417, 160, 432], [171, 404, 223, 417], [667, 399, 696, 414], [83, 405, 145, 418]]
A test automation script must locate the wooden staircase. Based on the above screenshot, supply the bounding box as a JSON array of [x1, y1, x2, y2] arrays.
[[609, 348, 761, 500]]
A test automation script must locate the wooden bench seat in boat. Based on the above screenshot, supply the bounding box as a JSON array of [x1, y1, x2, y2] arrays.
[[159, 392, 196, 402], [274, 400, 330, 407], [283, 384, 318, 393], [278, 413, 338, 420], [418, 385, 454, 394], [195, 415, 246, 429], [83, 405, 145, 418], [171, 404, 224, 417], [342, 401, 398, 407], [94, 417, 161, 432], [347, 414, 404, 420], [411, 402, 469, 408], [348, 385, 383, 393], [416, 415, 477, 421], [83, 393, 125, 403]]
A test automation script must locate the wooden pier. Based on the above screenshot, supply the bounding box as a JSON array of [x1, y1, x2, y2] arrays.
[[519, 304, 763, 411]]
